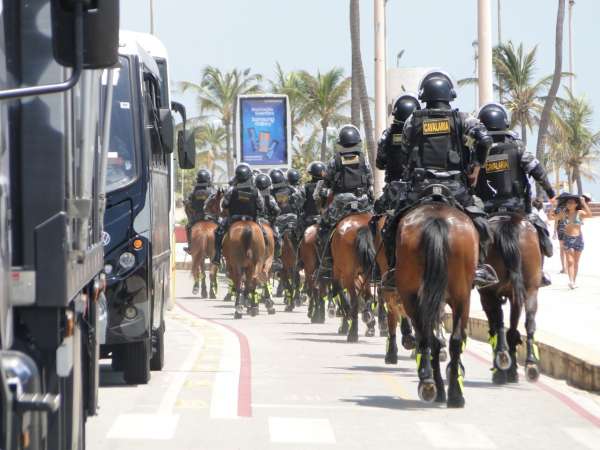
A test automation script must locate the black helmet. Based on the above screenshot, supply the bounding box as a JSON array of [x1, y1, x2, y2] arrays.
[[269, 168, 285, 186], [418, 70, 456, 103], [478, 102, 510, 131], [196, 169, 212, 185], [287, 168, 301, 186], [255, 173, 272, 191], [337, 124, 362, 148], [392, 94, 421, 125], [234, 163, 252, 183], [307, 161, 326, 180]]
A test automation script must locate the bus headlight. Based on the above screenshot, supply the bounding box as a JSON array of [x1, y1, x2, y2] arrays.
[[104, 264, 113, 275], [119, 252, 135, 270]]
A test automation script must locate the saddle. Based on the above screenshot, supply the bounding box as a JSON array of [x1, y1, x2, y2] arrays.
[[275, 213, 298, 231]]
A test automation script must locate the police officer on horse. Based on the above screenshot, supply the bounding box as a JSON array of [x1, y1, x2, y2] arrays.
[[212, 163, 265, 264], [317, 124, 374, 270], [255, 173, 282, 258], [397, 70, 498, 287], [302, 161, 328, 230], [476, 102, 556, 286], [375, 93, 421, 214], [184, 169, 217, 254]]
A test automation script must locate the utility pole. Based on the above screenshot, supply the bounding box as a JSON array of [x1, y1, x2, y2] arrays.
[[497, 0, 503, 102], [150, 0, 156, 35], [477, 0, 494, 107], [373, 0, 386, 195], [568, 0, 575, 92]]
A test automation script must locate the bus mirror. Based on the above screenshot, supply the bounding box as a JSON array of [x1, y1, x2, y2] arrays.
[[178, 130, 196, 169], [51, 0, 120, 69], [159, 109, 174, 154]]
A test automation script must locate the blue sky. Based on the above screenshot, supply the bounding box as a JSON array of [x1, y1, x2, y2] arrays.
[[121, 0, 600, 196]]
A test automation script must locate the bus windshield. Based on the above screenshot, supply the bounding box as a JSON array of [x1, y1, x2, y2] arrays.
[[103, 56, 137, 192]]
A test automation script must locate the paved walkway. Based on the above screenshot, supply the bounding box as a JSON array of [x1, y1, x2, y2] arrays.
[[470, 217, 600, 365]]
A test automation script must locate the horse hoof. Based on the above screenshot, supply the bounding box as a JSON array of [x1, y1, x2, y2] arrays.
[[284, 305, 293, 312], [492, 369, 508, 385], [201, 289, 208, 299], [327, 306, 336, 318], [446, 395, 465, 408], [234, 311, 242, 320], [379, 328, 389, 338], [495, 351, 512, 371], [294, 298, 302, 307], [209, 291, 217, 299], [417, 381, 437, 403], [365, 328, 375, 338], [439, 347, 448, 363], [525, 364, 540, 382], [384, 353, 398, 365], [347, 333, 359, 343], [192, 287, 199, 296], [507, 369, 519, 383], [401, 335, 416, 351], [235, 305, 244, 315], [250, 307, 259, 317], [223, 294, 232, 302], [361, 311, 374, 324], [268, 307, 276, 315]]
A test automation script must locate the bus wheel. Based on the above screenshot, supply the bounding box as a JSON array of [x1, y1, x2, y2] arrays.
[[150, 321, 165, 371], [123, 339, 151, 384]]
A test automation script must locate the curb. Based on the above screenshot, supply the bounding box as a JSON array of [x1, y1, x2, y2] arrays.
[[443, 314, 600, 392]]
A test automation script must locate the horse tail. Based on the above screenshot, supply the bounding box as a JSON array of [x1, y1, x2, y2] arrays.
[[494, 219, 526, 310], [418, 217, 449, 336], [355, 226, 376, 278], [242, 225, 254, 260]]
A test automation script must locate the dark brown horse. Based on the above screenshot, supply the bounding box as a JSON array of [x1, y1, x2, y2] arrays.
[[223, 220, 267, 319], [258, 220, 277, 315], [394, 203, 478, 408], [330, 212, 375, 342], [190, 189, 224, 298], [478, 214, 542, 384], [280, 228, 300, 311], [298, 224, 330, 323]]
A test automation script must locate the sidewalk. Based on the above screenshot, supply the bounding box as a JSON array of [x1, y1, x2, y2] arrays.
[[465, 217, 600, 389]]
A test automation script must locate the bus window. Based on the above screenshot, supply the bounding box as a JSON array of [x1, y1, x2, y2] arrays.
[[155, 58, 169, 107], [102, 56, 137, 192]]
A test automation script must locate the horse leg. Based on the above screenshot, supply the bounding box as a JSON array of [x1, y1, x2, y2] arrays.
[[507, 297, 523, 383], [362, 291, 376, 337], [200, 265, 208, 299], [336, 287, 351, 335], [400, 315, 416, 350], [191, 257, 200, 296], [347, 290, 359, 343], [480, 291, 510, 385], [209, 264, 218, 299], [415, 329, 437, 403], [446, 308, 467, 408], [327, 286, 336, 318], [378, 292, 388, 337], [524, 289, 540, 382], [233, 276, 244, 319], [384, 303, 398, 364], [431, 333, 447, 403]]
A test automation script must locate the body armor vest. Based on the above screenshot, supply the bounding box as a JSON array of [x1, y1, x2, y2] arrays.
[[303, 182, 319, 217], [481, 139, 526, 204], [190, 186, 213, 215], [384, 126, 406, 182], [273, 186, 295, 214], [410, 109, 463, 172], [333, 149, 367, 193], [229, 186, 258, 218]]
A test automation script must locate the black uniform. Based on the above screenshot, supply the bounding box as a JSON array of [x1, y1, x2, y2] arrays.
[[258, 187, 282, 256], [375, 124, 412, 213], [302, 180, 327, 227], [184, 184, 217, 251], [476, 130, 556, 257]]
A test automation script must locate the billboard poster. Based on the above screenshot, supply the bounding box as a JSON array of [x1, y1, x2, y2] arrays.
[[238, 95, 290, 168]]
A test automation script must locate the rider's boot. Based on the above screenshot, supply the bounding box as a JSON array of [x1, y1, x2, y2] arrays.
[[470, 214, 499, 288], [529, 214, 553, 287], [184, 225, 192, 254], [317, 223, 332, 274], [212, 224, 225, 264]]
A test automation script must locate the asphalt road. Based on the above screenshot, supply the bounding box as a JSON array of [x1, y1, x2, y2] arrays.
[[87, 271, 600, 450]]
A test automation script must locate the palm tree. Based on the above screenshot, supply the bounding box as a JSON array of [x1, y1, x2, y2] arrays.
[[180, 66, 262, 177], [298, 68, 351, 161], [194, 123, 227, 180], [269, 63, 311, 139], [551, 89, 600, 194]]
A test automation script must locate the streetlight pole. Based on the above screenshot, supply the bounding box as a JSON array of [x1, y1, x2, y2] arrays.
[[477, 0, 494, 106], [497, 0, 503, 103], [568, 0, 575, 92], [149, 0, 156, 35], [373, 0, 386, 195]]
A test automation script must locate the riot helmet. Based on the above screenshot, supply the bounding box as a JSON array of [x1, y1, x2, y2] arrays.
[[307, 161, 326, 180], [392, 94, 421, 125], [269, 168, 286, 186], [196, 169, 212, 185], [478, 102, 510, 131], [234, 163, 252, 183], [337, 124, 362, 148], [418, 70, 456, 103], [287, 168, 301, 186], [255, 173, 272, 191]]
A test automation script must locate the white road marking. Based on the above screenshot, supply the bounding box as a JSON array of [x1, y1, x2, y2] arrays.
[[417, 422, 496, 449], [563, 427, 600, 449], [269, 417, 336, 444], [106, 413, 179, 440], [209, 324, 240, 419]]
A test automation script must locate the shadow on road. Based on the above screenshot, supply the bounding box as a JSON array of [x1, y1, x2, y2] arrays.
[[353, 352, 413, 362], [341, 395, 441, 410], [327, 365, 413, 374], [98, 363, 132, 388]]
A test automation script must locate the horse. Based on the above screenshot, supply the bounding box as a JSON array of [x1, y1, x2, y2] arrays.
[[258, 220, 277, 315], [329, 212, 376, 342], [478, 214, 542, 384], [298, 223, 330, 323], [190, 188, 224, 298], [394, 201, 478, 408], [222, 219, 267, 319], [277, 214, 302, 312]]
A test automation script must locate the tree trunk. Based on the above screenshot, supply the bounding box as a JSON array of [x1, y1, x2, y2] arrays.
[[320, 120, 329, 162], [350, 0, 376, 165], [574, 165, 583, 194], [521, 123, 527, 147], [567, 167, 573, 192], [350, 0, 361, 128], [224, 119, 233, 179], [535, 0, 566, 198]]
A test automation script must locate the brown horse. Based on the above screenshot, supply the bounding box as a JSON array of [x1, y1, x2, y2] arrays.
[[478, 214, 542, 384], [298, 224, 330, 323], [280, 229, 299, 311], [394, 203, 478, 408], [258, 220, 277, 315], [222, 220, 267, 319], [329, 212, 375, 342], [189, 188, 224, 298]]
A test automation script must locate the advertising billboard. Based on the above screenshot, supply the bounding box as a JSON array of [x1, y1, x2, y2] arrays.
[[236, 95, 291, 169]]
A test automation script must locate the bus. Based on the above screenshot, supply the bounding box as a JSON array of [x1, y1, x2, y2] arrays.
[[101, 31, 194, 385]]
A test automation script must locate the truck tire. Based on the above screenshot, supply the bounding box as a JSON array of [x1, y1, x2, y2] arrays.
[[123, 339, 151, 385], [150, 321, 165, 371]]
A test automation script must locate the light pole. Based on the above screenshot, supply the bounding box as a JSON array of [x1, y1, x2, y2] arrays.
[[477, 0, 494, 106], [373, 0, 386, 195], [568, 0, 575, 92], [472, 40, 479, 110], [149, 0, 156, 35]]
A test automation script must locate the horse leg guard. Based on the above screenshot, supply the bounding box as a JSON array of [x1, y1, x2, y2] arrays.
[[400, 317, 416, 350], [506, 328, 522, 383], [385, 334, 398, 364], [446, 338, 466, 408], [431, 338, 447, 403], [525, 335, 540, 382], [416, 347, 437, 403]]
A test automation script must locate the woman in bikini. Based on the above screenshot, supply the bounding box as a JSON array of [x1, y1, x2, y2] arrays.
[[555, 195, 593, 289]]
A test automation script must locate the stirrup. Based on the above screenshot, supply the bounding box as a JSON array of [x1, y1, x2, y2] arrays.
[[474, 264, 499, 289], [184, 246, 191, 255]]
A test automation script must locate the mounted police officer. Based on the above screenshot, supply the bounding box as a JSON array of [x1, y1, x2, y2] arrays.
[[302, 161, 328, 229], [476, 102, 556, 286], [399, 70, 498, 287], [184, 169, 217, 254], [212, 163, 265, 264], [317, 124, 374, 270], [255, 173, 282, 258], [270, 168, 304, 245], [375, 93, 421, 213]]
